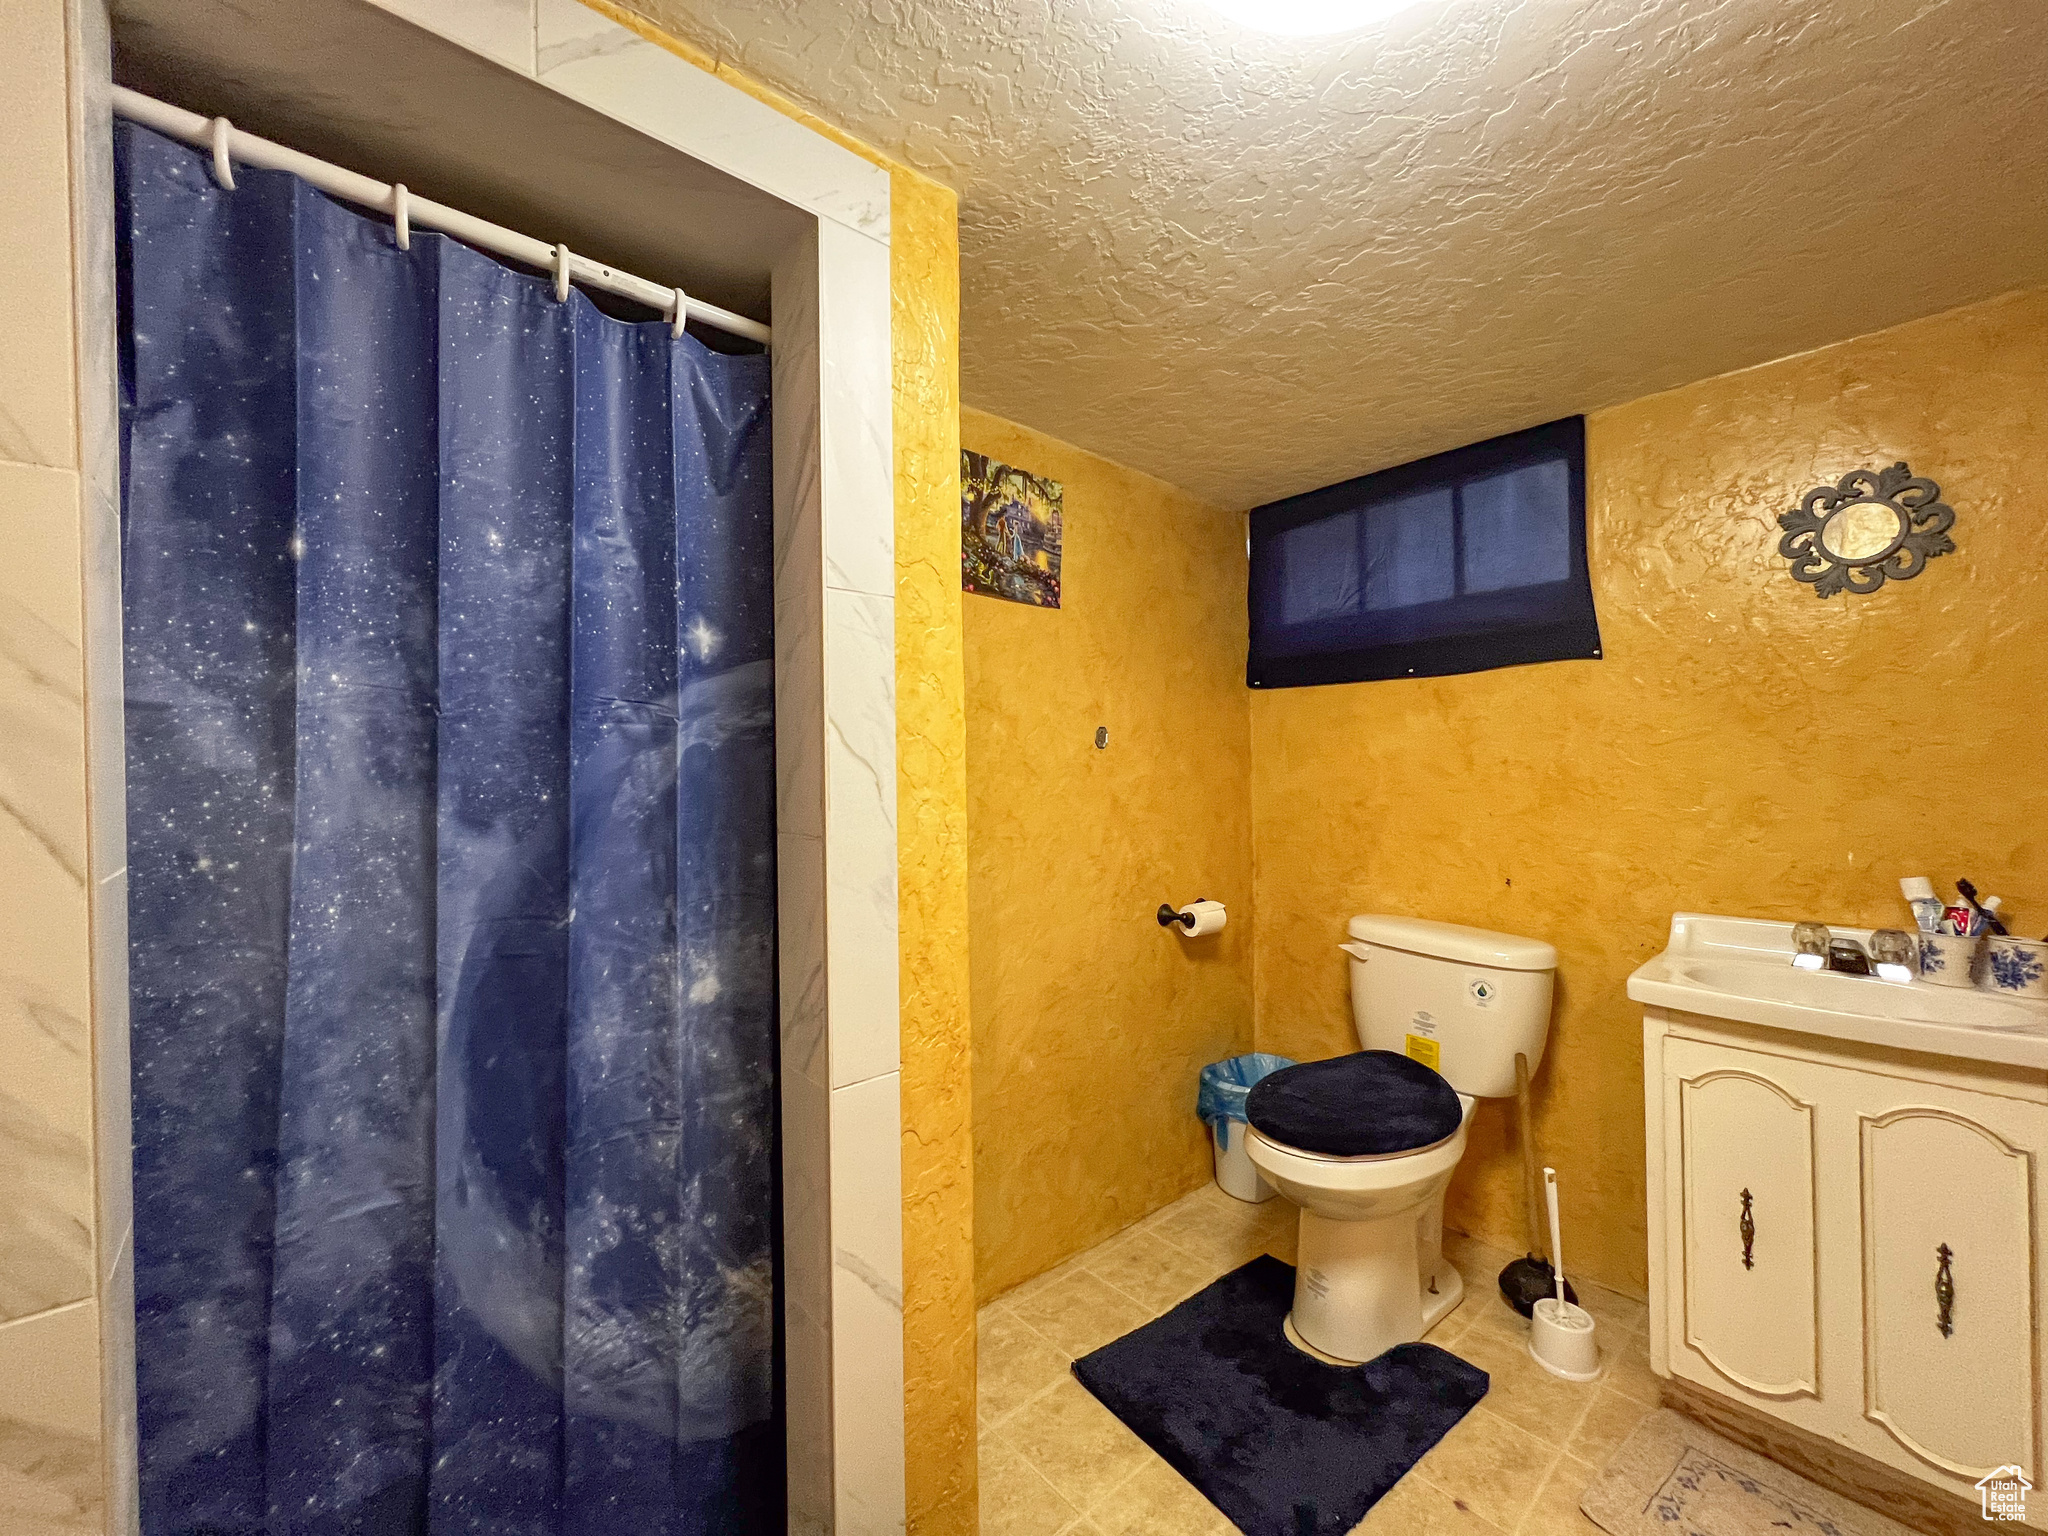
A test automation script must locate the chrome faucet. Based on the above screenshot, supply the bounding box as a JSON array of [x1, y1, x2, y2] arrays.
[[1792, 923, 1871, 974], [1825, 937, 1871, 975]]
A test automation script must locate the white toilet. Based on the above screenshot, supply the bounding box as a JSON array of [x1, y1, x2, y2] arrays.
[[1245, 915, 1556, 1365]]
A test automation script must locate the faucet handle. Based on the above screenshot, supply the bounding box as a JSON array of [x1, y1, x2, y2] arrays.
[[1792, 921, 1831, 970], [1868, 928, 1916, 982]]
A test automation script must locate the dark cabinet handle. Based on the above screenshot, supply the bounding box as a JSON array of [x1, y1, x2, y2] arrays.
[[1739, 1188, 1755, 1270], [1936, 1243, 1955, 1338]]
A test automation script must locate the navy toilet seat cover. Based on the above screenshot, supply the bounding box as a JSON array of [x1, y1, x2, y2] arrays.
[[1245, 1050, 1463, 1157]]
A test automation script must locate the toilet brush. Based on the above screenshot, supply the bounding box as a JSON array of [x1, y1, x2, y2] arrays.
[[1498, 1052, 1577, 1317], [1528, 1166, 1601, 1380]]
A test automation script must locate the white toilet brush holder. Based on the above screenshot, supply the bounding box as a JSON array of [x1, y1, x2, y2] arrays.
[[1528, 1166, 1601, 1381], [1530, 1296, 1600, 1380]]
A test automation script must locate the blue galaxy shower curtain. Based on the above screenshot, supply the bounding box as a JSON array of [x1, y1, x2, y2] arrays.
[[116, 121, 780, 1535]]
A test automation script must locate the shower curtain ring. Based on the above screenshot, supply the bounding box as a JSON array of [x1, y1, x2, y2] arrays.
[[209, 116, 236, 190], [391, 183, 410, 250], [670, 286, 689, 340], [553, 243, 572, 302]]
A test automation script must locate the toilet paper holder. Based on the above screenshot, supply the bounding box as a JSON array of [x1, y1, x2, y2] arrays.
[[1157, 899, 1210, 931]]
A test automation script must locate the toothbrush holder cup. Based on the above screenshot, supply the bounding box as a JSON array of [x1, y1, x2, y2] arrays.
[[1918, 930, 1982, 989], [1982, 937, 2048, 1000]]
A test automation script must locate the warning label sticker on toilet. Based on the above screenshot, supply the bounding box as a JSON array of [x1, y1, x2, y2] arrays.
[[1409, 1011, 1441, 1073], [1407, 1011, 1440, 1067]]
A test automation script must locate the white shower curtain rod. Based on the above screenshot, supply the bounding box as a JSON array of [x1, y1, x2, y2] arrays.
[[112, 85, 773, 346]]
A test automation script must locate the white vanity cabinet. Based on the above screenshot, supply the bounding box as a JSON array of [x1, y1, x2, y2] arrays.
[[1635, 914, 2048, 1523], [1666, 1039, 1824, 1402]]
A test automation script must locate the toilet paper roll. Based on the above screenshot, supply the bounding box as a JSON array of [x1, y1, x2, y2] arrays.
[[1177, 899, 1227, 937]]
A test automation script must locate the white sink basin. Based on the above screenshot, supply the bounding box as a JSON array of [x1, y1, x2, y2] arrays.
[[1629, 912, 2048, 1069]]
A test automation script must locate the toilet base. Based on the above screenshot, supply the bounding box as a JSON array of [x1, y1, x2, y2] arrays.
[[1285, 1202, 1465, 1366], [1283, 1263, 1462, 1366], [1420, 1259, 1464, 1334], [1282, 1312, 1355, 1365]]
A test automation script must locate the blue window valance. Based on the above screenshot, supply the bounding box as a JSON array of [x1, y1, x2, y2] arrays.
[[1247, 416, 1601, 687]]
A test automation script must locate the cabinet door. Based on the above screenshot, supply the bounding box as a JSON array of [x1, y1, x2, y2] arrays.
[[1672, 1046, 1819, 1397], [1862, 1104, 2036, 1479]]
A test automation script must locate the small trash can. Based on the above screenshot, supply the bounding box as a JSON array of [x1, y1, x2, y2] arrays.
[[1197, 1053, 1294, 1203]]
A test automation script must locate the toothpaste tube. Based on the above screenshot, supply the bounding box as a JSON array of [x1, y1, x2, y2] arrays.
[[1899, 877, 1942, 934]]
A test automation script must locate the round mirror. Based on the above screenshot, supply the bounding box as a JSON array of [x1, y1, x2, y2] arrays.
[[1818, 499, 1907, 563], [1777, 463, 1956, 600]]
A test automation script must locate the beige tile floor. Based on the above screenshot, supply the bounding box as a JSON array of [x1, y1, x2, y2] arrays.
[[978, 1182, 1659, 1536]]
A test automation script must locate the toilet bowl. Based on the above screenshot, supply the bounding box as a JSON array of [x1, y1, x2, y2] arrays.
[[1246, 1095, 1475, 1363], [1244, 915, 1556, 1366]]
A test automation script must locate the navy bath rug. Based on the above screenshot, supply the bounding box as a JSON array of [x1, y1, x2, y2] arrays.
[[1072, 1255, 1489, 1536]]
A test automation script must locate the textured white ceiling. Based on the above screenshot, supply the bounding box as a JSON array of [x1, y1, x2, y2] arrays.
[[621, 0, 2048, 508]]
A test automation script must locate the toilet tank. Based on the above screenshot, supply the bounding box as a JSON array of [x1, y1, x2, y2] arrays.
[[1344, 915, 1556, 1098]]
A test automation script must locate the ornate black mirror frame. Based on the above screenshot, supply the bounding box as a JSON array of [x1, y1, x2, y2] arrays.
[[1775, 462, 1955, 598]]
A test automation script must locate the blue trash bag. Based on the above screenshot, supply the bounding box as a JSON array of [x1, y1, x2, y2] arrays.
[[1197, 1052, 1295, 1151]]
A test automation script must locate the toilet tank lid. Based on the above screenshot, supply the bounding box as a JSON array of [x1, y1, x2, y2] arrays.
[[1346, 914, 1557, 971]]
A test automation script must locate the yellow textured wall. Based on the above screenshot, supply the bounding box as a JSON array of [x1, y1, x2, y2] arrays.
[[961, 407, 1254, 1303], [594, 6, 976, 1529], [888, 172, 975, 1536], [1250, 286, 2048, 1297]]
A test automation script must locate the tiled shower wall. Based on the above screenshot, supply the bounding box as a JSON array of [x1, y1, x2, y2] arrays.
[[0, 0, 124, 1529]]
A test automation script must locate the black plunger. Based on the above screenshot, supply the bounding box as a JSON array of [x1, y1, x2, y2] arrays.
[[1499, 1052, 1576, 1316]]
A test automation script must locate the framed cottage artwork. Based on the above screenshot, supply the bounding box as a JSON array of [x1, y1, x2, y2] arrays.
[[962, 449, 1063, 608]]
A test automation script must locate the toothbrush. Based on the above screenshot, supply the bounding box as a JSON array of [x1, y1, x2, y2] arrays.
[[1957, 879, 2010, 937]]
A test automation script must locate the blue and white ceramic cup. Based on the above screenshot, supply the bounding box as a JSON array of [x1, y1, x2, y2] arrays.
[[1918, 930, 1981, 989], [1983, 936, 2048, 1000]]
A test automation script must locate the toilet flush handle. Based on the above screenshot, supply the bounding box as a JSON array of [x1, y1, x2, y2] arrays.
[[1338, 942, 1373, 962]]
